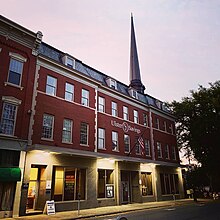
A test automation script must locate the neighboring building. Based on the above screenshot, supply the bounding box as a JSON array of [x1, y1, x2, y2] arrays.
[[0, 15, 42, 218], [0, 15, 184, 217]]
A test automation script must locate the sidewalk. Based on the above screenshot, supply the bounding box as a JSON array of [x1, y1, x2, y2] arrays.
[[6, 199, 211, 220]]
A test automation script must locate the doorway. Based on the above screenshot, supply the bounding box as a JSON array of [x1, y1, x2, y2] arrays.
[[121, 171, 131, 204], [26, 165, 46, 212]]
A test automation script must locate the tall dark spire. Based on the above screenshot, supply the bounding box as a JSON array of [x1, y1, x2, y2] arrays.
[[129, 13, 145, 93]]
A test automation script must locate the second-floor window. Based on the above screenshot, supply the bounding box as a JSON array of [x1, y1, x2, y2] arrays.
[[165, 144, 170, 159], [81, 89, 89, 106], [124, 134, 130, 153], [98, 128, 105, 149], [98, 97, 105, 112], [112, 131, 118, 151], [42, 114, 54, 140], [134, 110, 139, 124], [156, 142, 162, 158], [145, 139, 151, 156], [65, 83, 74, 101], [172, 146, 177, 160], [62, 119, 72, 143], [46, 75, 57, 96], [123, 106, 129, 120], [111, 102, 118, 117], [80, 122, 88, 145], [1, 103, 17, 135], [8, 58, 24, 86]]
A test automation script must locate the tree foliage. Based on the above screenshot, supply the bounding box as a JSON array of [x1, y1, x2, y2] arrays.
[[170, 81, 220, 190]]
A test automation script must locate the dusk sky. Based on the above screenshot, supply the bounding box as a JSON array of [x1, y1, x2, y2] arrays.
[[1, 0, 220, 102]]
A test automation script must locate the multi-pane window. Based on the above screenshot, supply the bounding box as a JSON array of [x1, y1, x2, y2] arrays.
[[65, 83, 74, 101], [164, 121, 167, 132], [143, 114, 148, 126], [62, 119, 72, 143], [1, 103, 17, 135], [112, 131, 118, 151], [134, 110, 139, 123], [98, 128, 105, 149], [80, 122, 89, 145], [42, 114, 54, 139], [136, 137, 141, 154], [145, 139, 151, 156], [170, 124, 174, 135], [98, 169, 114, 198], [141, 172, 153, 196], [98, 97, 105, 112], [81, 89, 89, 106], [172, 146, 177, 160], [53, 167, 86, 201], [160, 173, 179, 195], [111, 102, 118, 117], [66, 57, 74, 68], [46, 75, 57, 96], [155, 118, 160, 129], [8, 58, 23, 86], [110, 79, 117, 89], [156, 142, 162, 158], [165, 144, 170, 159], [124, 134, 130, 153], [123, 106, 129, 120]]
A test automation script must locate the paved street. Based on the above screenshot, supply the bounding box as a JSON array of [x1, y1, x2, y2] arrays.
[[91, 201, 220, 220]]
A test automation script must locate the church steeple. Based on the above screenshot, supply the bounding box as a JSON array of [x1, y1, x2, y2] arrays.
[[129, 14, 145, 94]]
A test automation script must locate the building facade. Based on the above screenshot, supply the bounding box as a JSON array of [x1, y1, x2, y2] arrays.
[[0, 15, 184, 218]]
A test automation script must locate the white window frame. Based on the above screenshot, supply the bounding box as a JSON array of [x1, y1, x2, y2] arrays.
[[133, 110, 139, 124], [123, 106, 129, 121], [62, 119, 73, 143], [7, 52, 27, 87], [112, 131, 119, 151], [98, 128, 105, 149], [110, 79, 117, 89], [65, 82, 74, 102], [80, 122, 89, 145], [157, 142, 162, 158], [46, 75, 57, 96], [1, 102, 18, 136], [98, 96, 105, 113], [42, 114, 54, 140], [81, 89, 89, 106], [124, 134, 130, 153], [164, 121, 167, 132], [155, 118, 160, 129], [66, 57, 75, 68], [111, 102, 118, 117]]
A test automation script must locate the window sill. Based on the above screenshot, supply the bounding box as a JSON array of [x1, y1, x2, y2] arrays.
[[4, 82, 23, 90], [62, 141, 73, 144], [112, 149, 119, 152], [98, 148, 106, 150], [0, 133, 17, 138], [41, 138, 54, 142], [80, 144, 89, 147]]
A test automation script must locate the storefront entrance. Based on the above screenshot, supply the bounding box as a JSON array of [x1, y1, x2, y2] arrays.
[[26, 165, 46, 212], [121, 171, 131, 204]]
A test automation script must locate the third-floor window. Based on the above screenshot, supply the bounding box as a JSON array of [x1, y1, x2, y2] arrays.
[[123, 106, 129, 120], [133, 110, 139, 123], [98, 96, 105, 112], [111, 102, 118, 117], [46, 75, 57, 96], [65, 83, 74, 102], [81, 89, 89, 106]]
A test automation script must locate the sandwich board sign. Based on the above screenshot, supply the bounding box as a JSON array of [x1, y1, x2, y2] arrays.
[[46, 200, 55, 215]]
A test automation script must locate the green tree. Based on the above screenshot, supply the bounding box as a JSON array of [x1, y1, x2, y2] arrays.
[[171, 81, 220, 191]]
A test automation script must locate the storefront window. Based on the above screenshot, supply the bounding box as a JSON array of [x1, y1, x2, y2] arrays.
[[98, 169, 114, 198], [160, 173, 179, 195], [53, 167, 86, 201], [141, 172, 153, 196]]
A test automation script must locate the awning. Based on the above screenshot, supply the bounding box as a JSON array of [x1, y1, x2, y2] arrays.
[[0, 168, 21, 182]]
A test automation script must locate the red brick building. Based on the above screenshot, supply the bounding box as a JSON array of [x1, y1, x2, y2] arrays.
[[0, 15, 184, 217]]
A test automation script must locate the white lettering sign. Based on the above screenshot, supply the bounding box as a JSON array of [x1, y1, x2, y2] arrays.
[[46, 200, 55, 215], [111, 120, 141, 134]]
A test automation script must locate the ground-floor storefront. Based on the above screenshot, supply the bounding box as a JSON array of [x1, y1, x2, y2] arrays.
[[18, 146, 184, 216]]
